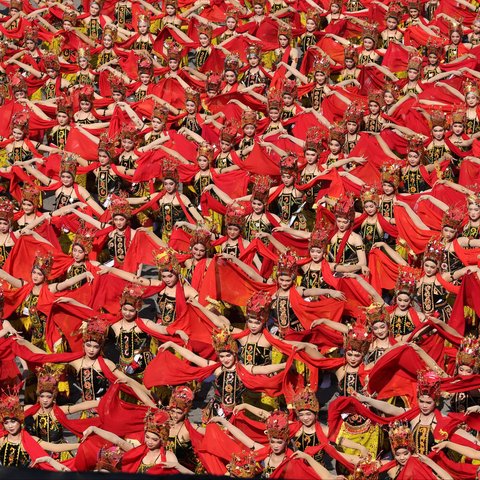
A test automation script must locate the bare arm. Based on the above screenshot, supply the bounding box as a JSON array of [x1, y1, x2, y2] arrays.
[[158, 341, 211, 367]]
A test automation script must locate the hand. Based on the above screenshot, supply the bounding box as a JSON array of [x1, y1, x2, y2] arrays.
[[328, 290, 346, 301], [81, 426, 97, 442], [254, 231, 269, 239], [208, 416, 226, 425], [20, 229, 33, 236], [175, 330, 189, 344], [358, 446, 369, 457], [341, 272, 357, 278], [85, 271, 94, 283], [466, 405, 480, 415], [158, 341, 175, 351], [232, 403, 247, 415], [114, 378, 128, 384], [431, 441, 449, 452], [361, 265, 370, 276], [219, 252, 236, 261], [158, 461, 179, 469], [272, 226, 286, 233], [98, 266, 111, 275], [371, 242, 385, 249], [53, 297, 72, 304], [310, 318, 324, 328], [292, 450, 310, 460], [202, 184, 214, 193]]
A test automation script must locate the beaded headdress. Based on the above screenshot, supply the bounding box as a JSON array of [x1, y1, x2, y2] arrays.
[[407, 54, 422, 72], [312, 54, 331, 75], [277, 249, 298, 278], [96, 445, 123, 472], [246, 290, 272, 323], [344, 324, 371, 355], [241, 110, 257, 128], [83, 316, 110, 344], [385, 1, 404, 21], [407, 134, 424, 154], [220, 122, 238, 144], [0, 198, 14, 222], [225, 203, 246, 228], [168, 385, 194, 412], [212, 327, 238, 354], [165, 0, 177, 7], [110, 193, 132, 219], [456, 336, 480, 370], [108, 73, 126, 95], [309, 218, 332, 250], [417, 369, 442, 400], [120, 123, 138, 143], [306, 9, 321, 27], [267, 88, 283, 111], [368, 89, 384, 106], [98, 132, 116, 159], [24, 25, 38, 42], [73, 226, 96, 254], [36, 365, 60, 396], [383, 81, 400, 100], [451, 109, 465, 125], [21, 184, 41, 207], [77, 47, 91, 63], [144, 409, 170, 442], [278, 21, 292, 40], [464, 79, 479, 97], [362, 302, 390, 328], [103, 24, 118, 40], [11, 110, 29, 132], [9, 0, 22, 10], [166, 41, 182, 61], [185, 88, 201, 107], [344, 102, 363, 124], [190, 227, 211, 250], [43, 53, 60, 71], [442, 205, 464, 231], [10, 73, 27, 94], [329, 122, 346, 145], [62, 10, 77, 25], [206, 72, 222, 93], [344, 44, 358, 62], [380, 161, 401, 188], [426, 39, 443, 58], [138, 54, 153, 76], [395, 266, 420, 297], [449, 19, 463, 37], [227, 450, 261, 478], [56, 94, 73, 117], [120, 283, 144, 311], [388, 420, 415, 452], [280, 152, 298, 175], [251, 174, 271, 204], [281, 78, 297, 98], [0, 386, 24, 424], [152, 103, 169, 124], [224, 53, 241, 73], [33, 251, 54, 277], [430, 109, 447, 129], [353, 455, 381, 480], [225, 7, 239, 21], [304, 126, 326, 154], [362, 23, 379, 45], [79, 85, 94, 103], [162, 157, 179, 183], [424, 236, 445, 265], [198, 22, 213, 39], [246, 44, 261, 58], [293, 387, 319, 413], [334, 194, 355, 221], [265, 410, 289, 440], [197, 143, 215, 164], [60, 152, 78, 176], [154, 248, 181, 274], [360, 184, 380, 206]]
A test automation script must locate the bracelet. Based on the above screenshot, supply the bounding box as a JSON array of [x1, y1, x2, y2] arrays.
[[333, 264, 337, 272], [148, 278, 152, 286], [67, 405, 71, 414]]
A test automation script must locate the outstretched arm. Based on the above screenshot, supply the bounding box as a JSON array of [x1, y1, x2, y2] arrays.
[[209, 416, 262, 450], [158, 341, 211, 367], [353, 392, 405, 416], [218, 253, 265, 283]]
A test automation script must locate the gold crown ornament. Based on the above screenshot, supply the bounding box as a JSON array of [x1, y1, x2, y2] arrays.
[[456, 336, 480, 371], [83, 316, 110, 344], [96, 445, 123, 472], [265, 410, 289, 440], [277, 249, 298, 278], [344, 324, 371, 355], [60, 152, 78, 177], [362, 302, 390, 329], [0, 198, 14, 223], [212, 327, 238, 354], [154, 247, 181, 274], [388, 420, 415, 452], [21, 184, 41, 208], [424, 236, 445, 265], [33, 251, 54, 277], [144, 409, 170, 442], [333, 194, 355, 221], [225, 203, 246, 228], [246, 290, 272, 323], [241, 110, 257, 128], [36, 365, 60, 397], [227, 450, 261, 478], [292, 387, 319, 413], [360, 184, 380, 206], [120, 283, 145, 311], [0, 386, 24, 424], [417, 369, 442, 400], [72, 226, 96, 254], [395, 265, 420, 297], [197, 143, 215, 164], [168, 385, 194, 412], [109, 193, 132, 219]]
